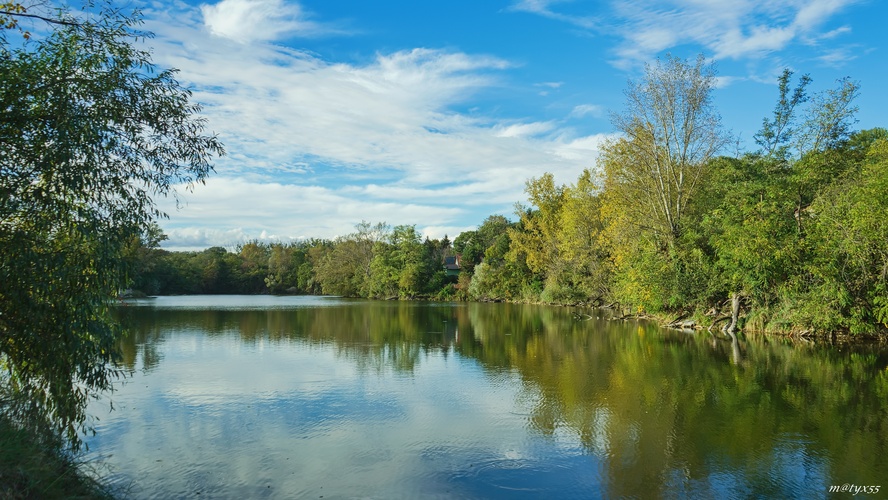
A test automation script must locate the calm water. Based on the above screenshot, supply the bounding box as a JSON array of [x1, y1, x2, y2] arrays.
[[86, 295, 888, 499]]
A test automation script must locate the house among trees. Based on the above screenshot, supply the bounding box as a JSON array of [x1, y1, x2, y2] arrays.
[[443, 255, 461, 277]]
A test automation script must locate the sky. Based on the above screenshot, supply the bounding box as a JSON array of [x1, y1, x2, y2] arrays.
[[128, 0, 888, 251]]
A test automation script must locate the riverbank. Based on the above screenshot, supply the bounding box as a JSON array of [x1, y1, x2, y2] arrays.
[[601, 307, 888, 343], [0, 413, 115, 499], [119, 289, 888, 341]]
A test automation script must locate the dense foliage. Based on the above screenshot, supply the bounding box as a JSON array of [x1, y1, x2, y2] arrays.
[[131, 58, 887, 337], [128, 222, 459, 300], [1, 2, 222, 446]]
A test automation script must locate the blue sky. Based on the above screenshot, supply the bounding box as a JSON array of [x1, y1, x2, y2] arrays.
[[134, 0, 887, 250]]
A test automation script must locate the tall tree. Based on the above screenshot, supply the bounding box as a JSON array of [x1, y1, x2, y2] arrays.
[[238, 241, 270, 293], [754, 70, 812, 160], [0, 2, 223, 446], [314, 222, 390, 297], [608, 54, 729, 245], [754, 69, 860, 161], [509, 173, 565, 277], [368, 225, 428, 298], [453, 215, 512, 272], [121, 223, 168, 295]]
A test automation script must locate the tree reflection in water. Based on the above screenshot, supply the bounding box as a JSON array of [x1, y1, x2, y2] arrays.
[[113, 298, 888, 498]]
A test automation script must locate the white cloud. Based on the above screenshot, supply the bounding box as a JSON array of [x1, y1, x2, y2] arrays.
[[794, 0, 849, 30], [534, 81, 564, 96], [200, 0, 331, 43], [494, 121, 557, 138], [713, 75, 745, 89], [712, 24, 796, 60], [158, 177, 475, 250], [141, 6, 604, 249], [816, 25, 852, 40], [419, 225, 478, 241], [570, 104, 605, 118], [550, 133, 614, 161], [162, 227, 253, 250]]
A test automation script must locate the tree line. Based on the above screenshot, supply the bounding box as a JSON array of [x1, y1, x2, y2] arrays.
[[130, 57, 887, 337], [127, 222, 459, 299]]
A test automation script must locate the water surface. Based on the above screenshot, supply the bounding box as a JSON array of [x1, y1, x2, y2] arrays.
[[87, 296, 888, 498]]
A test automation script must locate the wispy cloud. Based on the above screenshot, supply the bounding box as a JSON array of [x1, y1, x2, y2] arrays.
[[569, 104, 605, 118], [511, 0, 862, 68], [143, 4, 602, 249], [509, 0, 599, 29], [815, 25, 852, 41], [534, 81, 563, 96], [494, 121, 558, 138], [817, 46, 860, 67], [713, 76, 745, 89]]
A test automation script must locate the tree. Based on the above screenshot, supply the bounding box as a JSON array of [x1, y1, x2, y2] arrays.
[[754, 70, 812, 160], [314, 222, 390, 297], [790, 132, 888, 333], [453, 215, 512, 272], [504, 170, 611, 305], [754, 69, 860, 161], [368, 225, 428, 298], [0, 2, 223, 446], [598, 54, 729, 314], [509, 174, 565, 278], [703, 154, 799, 332], [121, 223, 168, 295], [238, 241, 269, 293], [265, 243, 305, 294], [608, 54, 729, 245], [705, 73, 863, 333], [554, 170, 611, 303]]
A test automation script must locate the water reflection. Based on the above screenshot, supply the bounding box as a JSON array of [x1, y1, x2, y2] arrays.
[[94, 296, 888, 499]]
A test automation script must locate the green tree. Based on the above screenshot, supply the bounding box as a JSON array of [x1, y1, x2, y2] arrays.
[[597, 55, 727, 315], [453, 215, 512, 272], [608, 54, 728, 246], [451, 215, 529, 301], [509, 173, 565, 279], [314, 222, 389, 297], [703, 154, 799, 331], [505, 170, 611, 305], [156, 250, 203, 295], [554, 169, 611, 303], [467, 223, 534, 302], [265, 243, 307, 294], [754, 70, 812, 160], [0, 2, 223, 446], [793, 134, 888, 333], [709, 72, 862, 332], [368, 225, 431, 298], [121, 223, 168, 295], [238, 241, 269, 293]]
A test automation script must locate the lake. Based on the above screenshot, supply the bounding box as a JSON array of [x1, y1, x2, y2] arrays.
[[86, 295, 888, 498]]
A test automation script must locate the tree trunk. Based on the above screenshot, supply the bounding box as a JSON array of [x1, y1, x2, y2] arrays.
[[723, 292, 741, 335], [728, 328, 742, 365]]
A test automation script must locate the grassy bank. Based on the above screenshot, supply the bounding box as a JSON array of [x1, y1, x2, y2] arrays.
[[0, 413, 114, 499]]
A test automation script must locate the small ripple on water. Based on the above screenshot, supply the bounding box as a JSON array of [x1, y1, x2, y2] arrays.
[[445, 454, 604, 499]]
